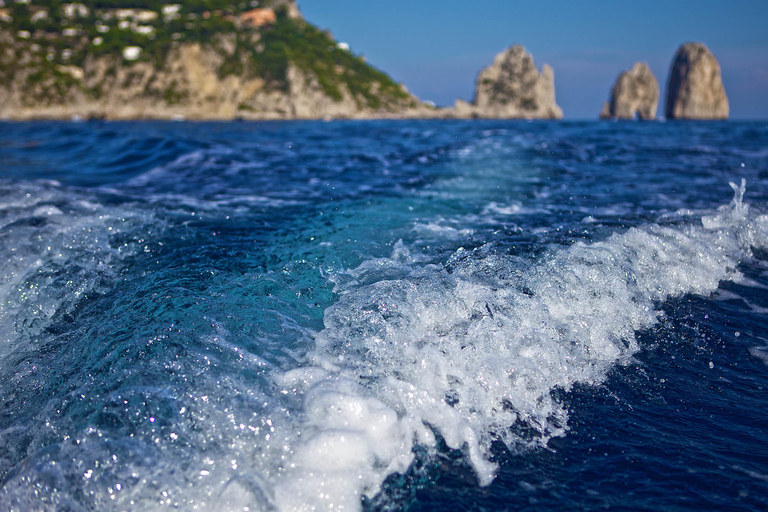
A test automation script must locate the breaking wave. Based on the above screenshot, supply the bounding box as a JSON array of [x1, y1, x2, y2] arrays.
[[270, 180, 768, 511]]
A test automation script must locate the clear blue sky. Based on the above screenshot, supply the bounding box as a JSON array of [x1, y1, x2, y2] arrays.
[[300, 0, 768, 119]]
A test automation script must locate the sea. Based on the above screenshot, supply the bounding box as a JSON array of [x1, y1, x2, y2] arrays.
[[0, 119, 767, 512]]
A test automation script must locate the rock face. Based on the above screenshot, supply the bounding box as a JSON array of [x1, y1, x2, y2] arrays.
[[456, 45, 562, 119], [665, 42, 729, 120], [0, 2, 426, 120], [0, 39, 402, 121], [600, 62, 659, 120]]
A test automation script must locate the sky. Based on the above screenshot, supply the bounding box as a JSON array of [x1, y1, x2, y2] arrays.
[[300, 0, 768, 119]]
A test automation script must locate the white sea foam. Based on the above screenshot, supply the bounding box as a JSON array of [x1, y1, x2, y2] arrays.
[[269, 181, 768, 511], [482, 201, 549, 216], [0, 181, 156, 360], [749, 346, 768, 366], [3, 180, 766, 512], [412, 219, 474, 239]]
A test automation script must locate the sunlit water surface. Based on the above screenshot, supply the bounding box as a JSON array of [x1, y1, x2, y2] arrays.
[[1, 120, 767, 511]]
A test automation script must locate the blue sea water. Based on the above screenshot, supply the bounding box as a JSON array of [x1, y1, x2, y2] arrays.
[[0, 119, 767, 511]]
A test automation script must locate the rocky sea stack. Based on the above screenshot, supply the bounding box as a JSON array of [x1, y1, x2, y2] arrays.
[[454, 45, 562, 119], [665, 42, 729, 120], [600, 62, 659, 120], [0, 0, 427, 120]]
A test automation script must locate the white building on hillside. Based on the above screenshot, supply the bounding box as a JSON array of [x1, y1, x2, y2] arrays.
[[62, 3, 89, 18], [30, 9, 47, 22], [113, 9, 158, 23], [162, 4, 181, 16], [123, 46, 142, 60]]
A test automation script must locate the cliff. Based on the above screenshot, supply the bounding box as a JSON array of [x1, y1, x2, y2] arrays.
[[599, 62, 659, 120], [0, 1, 428, 120], [452, 45, 562, 119], [665, 42, 729, 120]]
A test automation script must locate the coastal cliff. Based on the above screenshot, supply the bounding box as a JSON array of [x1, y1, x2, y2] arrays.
[[0, 1, 428, 120]]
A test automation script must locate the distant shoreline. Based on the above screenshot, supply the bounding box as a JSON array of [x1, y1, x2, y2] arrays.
[[0, 116, 751, 123]]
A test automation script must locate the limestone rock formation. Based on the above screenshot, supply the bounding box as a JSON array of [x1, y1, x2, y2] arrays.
[[665, 42, 729, 120], [0, 40, 424, 120], [599, 62, 659, 120], [0, 2, 425, 120], [455, 45, 562, 119]]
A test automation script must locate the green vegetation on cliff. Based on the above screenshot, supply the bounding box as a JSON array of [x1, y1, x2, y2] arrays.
[[0, 0, 413, 113], [252, 19, 409, 107]]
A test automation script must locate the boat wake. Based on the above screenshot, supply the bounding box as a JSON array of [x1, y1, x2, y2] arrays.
[[270, 180, 768, 511]]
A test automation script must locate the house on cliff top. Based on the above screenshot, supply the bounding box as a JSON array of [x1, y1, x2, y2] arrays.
[[238, 8, 276, 27]]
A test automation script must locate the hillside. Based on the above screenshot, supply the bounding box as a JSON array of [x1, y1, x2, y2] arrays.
[[0, 1, 429, 119]]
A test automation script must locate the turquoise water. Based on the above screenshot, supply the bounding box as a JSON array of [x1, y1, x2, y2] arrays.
[[0, 120, 767, 511]]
